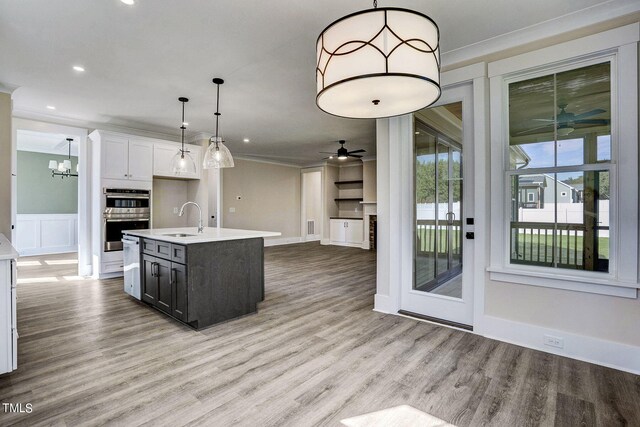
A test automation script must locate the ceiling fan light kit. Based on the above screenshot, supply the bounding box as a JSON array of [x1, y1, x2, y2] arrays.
[[316, 0, 441, 119], [320, 140, 366, 160], [203, 78, 235, 169], [170, 97, 198, 175]]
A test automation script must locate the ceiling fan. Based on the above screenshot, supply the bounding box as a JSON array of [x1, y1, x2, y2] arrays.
[[517, 103, 609, 136], [320, 140, 365, 160]]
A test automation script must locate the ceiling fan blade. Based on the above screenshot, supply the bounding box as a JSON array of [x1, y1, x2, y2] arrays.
[[322, 156, 332, 160], [515, 124, 554, 135], [348, 149, 366, 154], [574, 109, 606, 120], [532, 118, 555, 122], [319, 151, 337, 154], [348, 154, 363, 158], [575, 119, 609, 125]]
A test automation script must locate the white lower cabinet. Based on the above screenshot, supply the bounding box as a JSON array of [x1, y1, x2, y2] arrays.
[[329, 219, 363, 247], [0, 236, 18, 375]]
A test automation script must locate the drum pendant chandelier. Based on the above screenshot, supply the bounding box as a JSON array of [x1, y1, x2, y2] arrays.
[[316, 0, 441, 119]]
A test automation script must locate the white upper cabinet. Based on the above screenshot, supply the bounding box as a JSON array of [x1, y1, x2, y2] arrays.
[[128, 139, 154, 181], [91, 130, 201, 182], [99, 134, 153, 182], [100, 136, 129, 180], [153, 142, 201, 180]]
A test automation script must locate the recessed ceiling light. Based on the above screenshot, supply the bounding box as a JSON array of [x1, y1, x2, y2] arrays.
[[120, 0, 134, 5], [243, 138, 250, 143], [46, 105, 56, 110], [72, 65, 85, 72]]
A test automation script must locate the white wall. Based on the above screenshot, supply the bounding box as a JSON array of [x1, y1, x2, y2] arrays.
[[363, 159, 377, 202], [152, 179, 189, 229], [223, 158, 301, 242], [375, 22, 640, 373], [0, 93, 11, 238]]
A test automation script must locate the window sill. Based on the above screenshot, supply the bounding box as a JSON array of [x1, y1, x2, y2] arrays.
[[487, 266, 638, 298]]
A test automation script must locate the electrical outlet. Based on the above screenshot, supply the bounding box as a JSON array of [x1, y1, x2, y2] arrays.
[[543, 334, 564, 349], [229, 207, 236, 213], [173, 207, 179, 214]]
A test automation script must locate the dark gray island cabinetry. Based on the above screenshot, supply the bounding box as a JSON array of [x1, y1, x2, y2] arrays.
[[125, 227, 280, 329]]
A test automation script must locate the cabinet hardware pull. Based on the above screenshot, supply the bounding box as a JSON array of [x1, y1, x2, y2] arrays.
[[170, 268, 176, 285]]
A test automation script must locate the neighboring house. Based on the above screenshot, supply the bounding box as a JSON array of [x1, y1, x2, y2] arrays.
[[516, 174, 577, 209]]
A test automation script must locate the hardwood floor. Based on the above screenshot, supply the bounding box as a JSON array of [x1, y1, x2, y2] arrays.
[[1, 243, 639, 426]]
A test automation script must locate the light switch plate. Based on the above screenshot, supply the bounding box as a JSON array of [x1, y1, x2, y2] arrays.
[[229, 207, 236, 213]]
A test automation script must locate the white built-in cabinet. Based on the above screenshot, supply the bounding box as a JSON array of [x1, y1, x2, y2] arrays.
[[0, 234, 18, 375], [101, 135, 153, 181], [153, 142, 202, 180], [330, 219, 363, 247]]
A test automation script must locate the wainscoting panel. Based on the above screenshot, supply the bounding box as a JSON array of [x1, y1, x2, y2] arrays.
[[16, 214, 78, 256]]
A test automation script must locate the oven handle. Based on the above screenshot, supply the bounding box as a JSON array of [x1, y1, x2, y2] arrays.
[[105, 194, 150, 199], [105, 218, 150, 223]]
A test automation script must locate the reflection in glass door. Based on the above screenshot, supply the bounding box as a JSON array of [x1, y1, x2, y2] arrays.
[[414, 121, 463, 297]]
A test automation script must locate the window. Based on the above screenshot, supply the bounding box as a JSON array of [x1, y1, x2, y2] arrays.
[[507, 62, 611, 273], [488, 25, 638, 295]]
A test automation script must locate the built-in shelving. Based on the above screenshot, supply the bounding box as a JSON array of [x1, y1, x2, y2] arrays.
[[334, 197, 364, 202], [334, 180, 363, 185]]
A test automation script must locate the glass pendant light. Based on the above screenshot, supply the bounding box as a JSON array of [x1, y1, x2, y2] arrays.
[[203, 78, 234, 169], [170, 97, 197, 175]]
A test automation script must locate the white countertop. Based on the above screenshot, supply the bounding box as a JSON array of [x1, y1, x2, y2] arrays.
[[123, 227, 281, 244], [0, 233, 19, 260]]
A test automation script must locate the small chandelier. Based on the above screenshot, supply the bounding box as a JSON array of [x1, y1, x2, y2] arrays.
[[48, 138, 78, 179], [170, 97, 197, 175], [316, 0, 441, 119], [203, 78, 235, 169]]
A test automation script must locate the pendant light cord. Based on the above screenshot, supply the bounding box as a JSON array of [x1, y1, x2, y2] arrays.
[[180, 100, 186, 157], [214, 82, 221, 148]]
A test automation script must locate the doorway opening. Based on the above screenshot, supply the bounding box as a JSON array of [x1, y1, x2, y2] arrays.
[[301, 169, 323, 241]]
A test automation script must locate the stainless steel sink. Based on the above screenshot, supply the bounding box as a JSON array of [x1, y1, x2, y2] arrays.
[[163, 233, 196, 237]]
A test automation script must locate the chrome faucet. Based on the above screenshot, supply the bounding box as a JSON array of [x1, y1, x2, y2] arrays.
[[179, 201, 204, 233]]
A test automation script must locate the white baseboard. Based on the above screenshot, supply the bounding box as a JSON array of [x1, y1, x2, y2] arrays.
[[328, 241, 364, 248], [320, 239, 331, 245], [373, 294, 395, 314], [263, 237, 304, 247], [482, 315, 640, 375]]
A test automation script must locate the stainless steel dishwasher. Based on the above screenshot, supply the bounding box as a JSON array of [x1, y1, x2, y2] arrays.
[[122, 235, 141, 300]]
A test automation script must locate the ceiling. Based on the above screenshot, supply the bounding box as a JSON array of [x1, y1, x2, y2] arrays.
[[17, 130, 79, 156], [0, 0, 615, 165]]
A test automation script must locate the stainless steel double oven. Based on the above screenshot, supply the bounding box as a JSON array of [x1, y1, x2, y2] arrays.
[[103, 188, 150, 252]]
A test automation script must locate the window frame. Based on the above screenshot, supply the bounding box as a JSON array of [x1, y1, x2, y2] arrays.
[[487, 25, 638, 297]]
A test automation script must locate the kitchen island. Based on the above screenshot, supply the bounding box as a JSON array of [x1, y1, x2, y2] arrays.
[[123, 227, 280, 329]]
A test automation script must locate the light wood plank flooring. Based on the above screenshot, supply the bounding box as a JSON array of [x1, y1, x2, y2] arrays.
[[1, 243, 639, 426]]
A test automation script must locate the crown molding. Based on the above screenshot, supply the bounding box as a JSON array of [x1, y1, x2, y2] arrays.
[[0, 82, 19, 95], [441, 0, 640, 69], [12, 108, 182, 142], [233, 155, 302, 169]]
